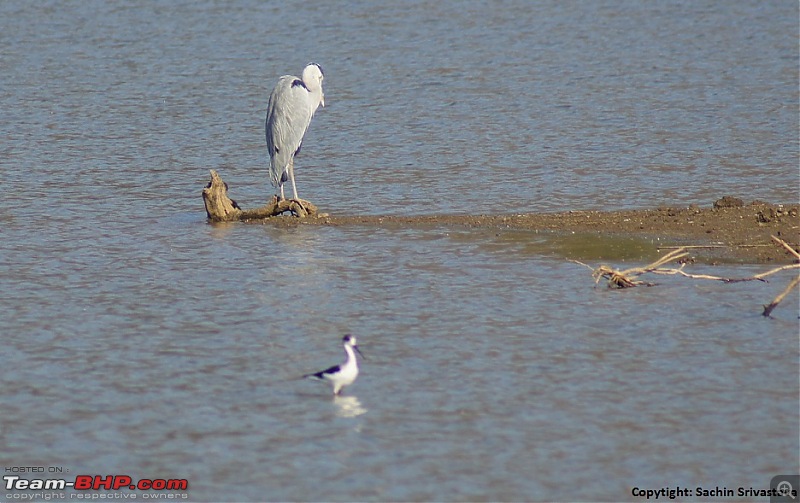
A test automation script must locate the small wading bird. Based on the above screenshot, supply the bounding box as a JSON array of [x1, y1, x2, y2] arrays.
[[265, 63, 325, 201], [304, 335, 364, 395]]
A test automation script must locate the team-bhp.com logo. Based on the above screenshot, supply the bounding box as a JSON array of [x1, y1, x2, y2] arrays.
[[5, 474, 188, 491]]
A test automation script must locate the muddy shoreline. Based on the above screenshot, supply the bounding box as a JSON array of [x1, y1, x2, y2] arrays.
[[260, 199, 799, 264]]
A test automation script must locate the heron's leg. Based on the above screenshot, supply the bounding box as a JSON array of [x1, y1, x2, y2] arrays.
[[279, 182, 285, 201], [288, 157, 299, 200]]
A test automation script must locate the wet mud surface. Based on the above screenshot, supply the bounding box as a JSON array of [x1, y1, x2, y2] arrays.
[[263, 198, 799, 264]]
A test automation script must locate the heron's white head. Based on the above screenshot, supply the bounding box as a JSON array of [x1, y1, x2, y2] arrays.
[[303, 63, 325, 108]]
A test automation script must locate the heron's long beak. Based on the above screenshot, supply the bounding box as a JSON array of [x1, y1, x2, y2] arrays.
[[353, 344, 364, 360]]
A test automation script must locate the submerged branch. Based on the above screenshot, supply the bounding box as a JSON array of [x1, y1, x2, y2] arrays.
[[574, 237, 800, 316], [763, 275, 800, 317]]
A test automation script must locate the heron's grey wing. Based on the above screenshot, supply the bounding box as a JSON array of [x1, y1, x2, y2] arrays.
[[265, 77, 313, 186], [265, 76, 292, 157]]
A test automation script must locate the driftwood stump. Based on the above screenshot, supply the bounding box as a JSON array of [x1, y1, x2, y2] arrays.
[[202, 170, 318, 221]]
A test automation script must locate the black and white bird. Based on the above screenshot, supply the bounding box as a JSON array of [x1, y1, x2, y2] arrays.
[[303, 335, 364, 395], [265, 63, 325, 201]]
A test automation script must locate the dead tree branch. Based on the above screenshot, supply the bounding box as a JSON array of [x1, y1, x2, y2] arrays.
[[573, 236, 800, 316], [763, 274, 800, 317], [771, 234, 800, 260], [202, 169, 318, 221], [760, 236, 800, 316], [571, 248, 691, 288]]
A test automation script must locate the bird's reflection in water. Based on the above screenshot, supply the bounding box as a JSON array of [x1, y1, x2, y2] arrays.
[[333, 395, 367, 418]]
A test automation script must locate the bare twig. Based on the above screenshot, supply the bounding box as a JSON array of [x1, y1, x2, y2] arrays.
[[763, 275, 800, 317], [568, 259, 596, 272], [649, 268, 769, 283], [583, 248, 690, 288], [771, 235, 800, 260], [573, 237, 800, 316], [752, 263, 800, 280], [592, 264, 651, 288], [657, 238, 800, 264], [658, 244, 772, 250], [619, 248, 689, 277]]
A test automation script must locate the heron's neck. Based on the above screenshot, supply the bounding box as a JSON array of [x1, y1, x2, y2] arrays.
[[308, 87, 323, 112]]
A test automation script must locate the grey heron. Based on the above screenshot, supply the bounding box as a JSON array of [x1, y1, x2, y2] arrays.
[[265, 63, 325, 201]]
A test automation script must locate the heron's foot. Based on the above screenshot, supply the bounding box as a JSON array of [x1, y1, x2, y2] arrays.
[[266, 195, 317, 218], [291, 199, 310, 217]]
